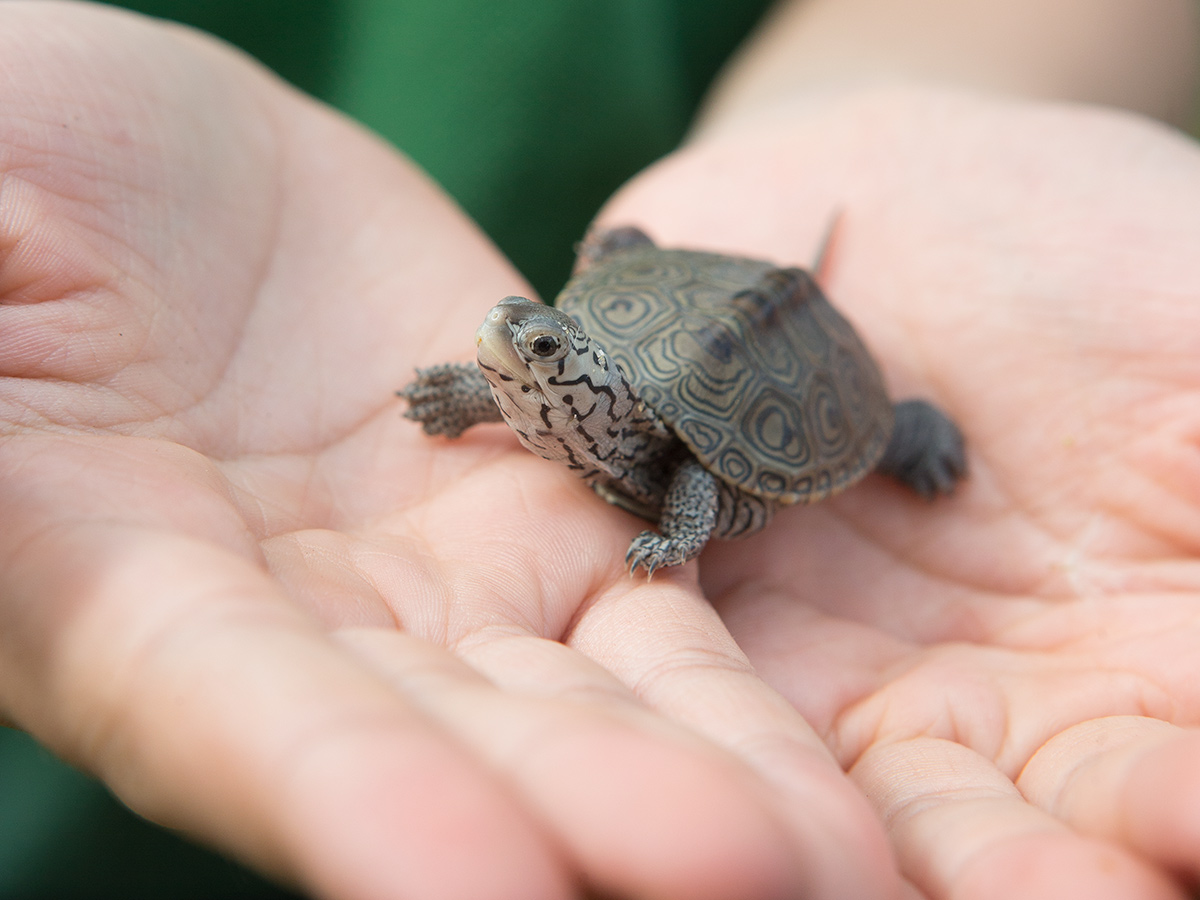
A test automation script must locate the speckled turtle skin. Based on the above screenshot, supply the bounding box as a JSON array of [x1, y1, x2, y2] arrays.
[[400, 227, 966, 575]]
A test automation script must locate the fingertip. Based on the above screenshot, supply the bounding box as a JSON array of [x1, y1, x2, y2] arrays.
[[714, 729, 901, 900], [1019, 717, 1200, 880], [1123, 730, 1200, 878], [956, 831, 1185, 900], [528, 729, 808, 900], [772, 753, 903, 900]]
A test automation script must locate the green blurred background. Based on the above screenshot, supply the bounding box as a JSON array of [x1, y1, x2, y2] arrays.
[[0, 1, 772, 896]]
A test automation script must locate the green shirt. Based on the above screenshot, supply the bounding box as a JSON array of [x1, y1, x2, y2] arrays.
[[111, 0, 770, 296]]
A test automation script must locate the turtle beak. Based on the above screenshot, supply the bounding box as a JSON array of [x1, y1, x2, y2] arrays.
[[476, 301, 530, 385]]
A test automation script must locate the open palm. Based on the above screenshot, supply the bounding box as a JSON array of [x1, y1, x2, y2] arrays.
[[600, 88, 1200, 898], [0, 6, 908, 900]]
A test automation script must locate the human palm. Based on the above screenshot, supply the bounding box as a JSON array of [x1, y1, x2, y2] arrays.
[[601, 89, 1200, 897], [0, 6, 897, 900], [8, 4, 1200, 899]]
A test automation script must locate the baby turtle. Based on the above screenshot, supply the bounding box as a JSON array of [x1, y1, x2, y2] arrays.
[[401, 227, 965, 575]]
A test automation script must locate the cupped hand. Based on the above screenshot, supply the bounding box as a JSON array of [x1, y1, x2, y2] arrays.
[[0, 4, 902, 900], [599, 87, 1200, 898]]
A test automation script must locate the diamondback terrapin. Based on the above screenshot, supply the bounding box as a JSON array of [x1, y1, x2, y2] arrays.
[[401, 227, 965, 575]]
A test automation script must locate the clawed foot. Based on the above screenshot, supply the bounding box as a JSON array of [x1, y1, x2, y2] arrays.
[[624, 458, 719, 577], [625, 530, 696, 578], [878, 399, 967, 499], [908, 434, 967, 498], [398, 363, 500, 438]]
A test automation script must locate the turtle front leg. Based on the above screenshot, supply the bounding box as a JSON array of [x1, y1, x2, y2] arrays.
[[398, 363, 502, 438], [626, 457, 719, 577]]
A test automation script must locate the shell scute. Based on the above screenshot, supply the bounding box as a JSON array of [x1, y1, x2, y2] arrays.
[[558, 245, 893, 502]]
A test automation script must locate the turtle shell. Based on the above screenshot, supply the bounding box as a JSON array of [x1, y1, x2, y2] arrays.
[[556, 245, 895, 505]]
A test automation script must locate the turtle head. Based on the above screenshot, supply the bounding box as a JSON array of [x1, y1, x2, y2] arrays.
[[475, 296, 639, 473], [476, 296, 586, 400], [476, 296, 604, 425]]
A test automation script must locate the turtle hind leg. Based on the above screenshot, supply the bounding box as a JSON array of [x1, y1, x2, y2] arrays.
[[626, 458, 718, 577], [877, 399, 967, 499]]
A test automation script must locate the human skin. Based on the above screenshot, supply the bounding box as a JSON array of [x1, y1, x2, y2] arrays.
[[591, 0, 1200, 897], [699, 0, 1199, 132], [7, 2, 1200, 900], [0, 3, 899, 900]]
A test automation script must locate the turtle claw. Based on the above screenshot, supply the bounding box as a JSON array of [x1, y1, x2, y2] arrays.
[[624, 459, 719, 577], [911, 446, 967, 500], [398, 363, 500, 438], [625, 530, 690, 578]]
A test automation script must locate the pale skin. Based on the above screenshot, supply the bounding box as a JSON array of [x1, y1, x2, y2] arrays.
[[605, 0, 1200, 897], [3, 3, 1200, 900], [0, 5, 890, 900], [604, 93, 1200, 899]]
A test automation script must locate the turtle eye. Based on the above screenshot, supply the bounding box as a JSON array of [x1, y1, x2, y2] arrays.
[[519, 325, 569, 362], [531, 335, 560, 357]]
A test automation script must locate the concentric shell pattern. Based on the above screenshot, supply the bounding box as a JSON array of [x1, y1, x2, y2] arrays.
[[557, 246, 894, 505]]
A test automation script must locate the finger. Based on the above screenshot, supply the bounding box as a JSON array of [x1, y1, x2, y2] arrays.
[[1017, 715, 1200, 881], [342, 625, 812, 900], [566, 571, 902, 900], [853, 737, 1185, 900], [0, 524, 573, 900], [288, 437, 897, 899], [271, 466, 843, 898]]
